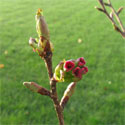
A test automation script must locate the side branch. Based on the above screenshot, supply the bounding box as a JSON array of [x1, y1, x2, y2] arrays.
[[95, 0, 125, 38], [23, 82, 51, 97], [108, 0, 125, 32]]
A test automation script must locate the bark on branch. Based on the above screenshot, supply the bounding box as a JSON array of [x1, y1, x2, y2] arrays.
[[50, 79, 64, 125], [42, 50, 64, 125]]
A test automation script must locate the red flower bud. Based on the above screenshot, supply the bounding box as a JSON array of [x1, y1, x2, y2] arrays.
[[81, 66, 88, 74], [64, 61, 75, 72], [72, 67, 82, 79], [77, 57, 86, 66]]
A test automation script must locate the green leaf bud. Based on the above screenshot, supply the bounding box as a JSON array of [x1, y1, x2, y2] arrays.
[[35, 9, 49, 39], [54, 61, 64, 82], [23, 82, 39, 92]]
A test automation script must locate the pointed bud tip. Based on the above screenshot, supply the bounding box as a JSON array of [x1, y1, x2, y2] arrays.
[[23, 82, 31, 86], [23, 82, 39, 92], [37, 8, 43, 15], [95, 6, 97, 9]]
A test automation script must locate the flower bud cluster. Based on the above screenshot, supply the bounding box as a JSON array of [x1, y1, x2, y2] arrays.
[[54, 57, 88, 82]]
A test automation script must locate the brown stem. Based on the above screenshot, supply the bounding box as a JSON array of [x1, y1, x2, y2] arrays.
[[50, 79, 64, 125], [43, 52, 64, 125], [39, 38, 53, 79], [107, 0, 125, 32], [38, 87, 51, 96], [97, 0, 116, 25], [96, 0, 125, 38], [44, 55, 53, 79]]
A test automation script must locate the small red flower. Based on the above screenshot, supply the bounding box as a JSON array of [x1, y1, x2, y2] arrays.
[[64, 61, 75, 72], [72, 67, 82, 79], [77, 57, 86, 66], [81, 66, 88, 74]]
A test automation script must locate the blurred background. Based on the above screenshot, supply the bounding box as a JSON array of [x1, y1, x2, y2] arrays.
[[0, 0, 125, 124]]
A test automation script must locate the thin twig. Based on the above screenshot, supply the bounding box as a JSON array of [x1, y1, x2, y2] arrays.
[[96, 0, 125, 38], [23, 82, 51, 97], [117, 7, 124, 15], [38, 87, 51, 96], [108, 0, 125, 32]]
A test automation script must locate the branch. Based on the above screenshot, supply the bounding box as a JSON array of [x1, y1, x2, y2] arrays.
[[60, 82, 76, 110], [95, 0, 125, 38], [36, 10, 64, 125], [117, 7, 124, 15], [23, 82, 51, 97], [39, 45, 64, 124], [50, 78, 64, 125], [107, 0, 125, 32], [39, 39, 64, 124]]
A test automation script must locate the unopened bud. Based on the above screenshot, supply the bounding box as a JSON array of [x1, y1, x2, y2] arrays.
[[23, 82, 41, 92], [64, 82, 76, 97], [23, 82, 50, 96], [60, 82, 76, 109], [54, 61, 64, 81], [36, 9, 49, 39], [29, 37, 37, 48]]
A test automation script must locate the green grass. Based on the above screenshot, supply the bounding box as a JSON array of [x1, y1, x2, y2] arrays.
[[0, 0, 125, 124]]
